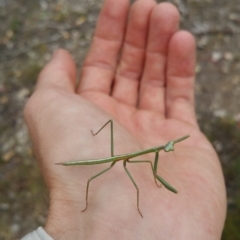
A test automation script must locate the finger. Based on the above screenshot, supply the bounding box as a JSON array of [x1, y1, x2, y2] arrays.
[[111, 0, 156, 106], [77, 0, 129, 95], [36, 49, 76, 93], [166, 31, 198, 126], [139, 3, 180, 113]]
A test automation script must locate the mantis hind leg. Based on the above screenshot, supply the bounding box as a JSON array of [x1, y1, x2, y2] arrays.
[[127, 159, 161, 188], [123, 160, 143, 218], [81, 161, 116, 212], [91, 120, 114, 157]]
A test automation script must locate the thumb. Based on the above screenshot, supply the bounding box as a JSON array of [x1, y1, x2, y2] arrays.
[[36, 49, 77, 93]]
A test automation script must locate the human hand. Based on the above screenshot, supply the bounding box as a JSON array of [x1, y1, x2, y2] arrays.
[[24, 0, 226, 239]]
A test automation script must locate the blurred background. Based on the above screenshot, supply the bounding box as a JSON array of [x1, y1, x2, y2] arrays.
[[0, 0, 240, 239]]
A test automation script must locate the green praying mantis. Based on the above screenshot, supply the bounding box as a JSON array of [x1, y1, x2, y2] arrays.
[[56, 120, 190, 217]]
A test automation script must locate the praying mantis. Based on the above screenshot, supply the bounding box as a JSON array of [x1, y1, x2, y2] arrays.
[[56, 120, 190, 217]]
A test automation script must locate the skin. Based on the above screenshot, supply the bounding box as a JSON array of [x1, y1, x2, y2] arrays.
[[24, 0, 226, 239]]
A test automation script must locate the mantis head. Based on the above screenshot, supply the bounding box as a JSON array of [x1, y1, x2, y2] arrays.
[[164, 135, 190, 152], [164, 141, 174, 152]]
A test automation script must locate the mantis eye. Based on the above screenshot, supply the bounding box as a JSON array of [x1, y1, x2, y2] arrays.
[[164, 141, 174, 152]]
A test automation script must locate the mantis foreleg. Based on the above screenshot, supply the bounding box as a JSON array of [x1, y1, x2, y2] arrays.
[[91, 120, 114, 157], [153, 151, 177, 193], [123, 160, 143, 218], [155, 174, 178, 194], [82, 161, 116, 212], [153, 151, 159, 174], [127, 159, 161, 187]]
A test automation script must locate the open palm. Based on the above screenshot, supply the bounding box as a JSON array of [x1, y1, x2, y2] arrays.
[[24, 0, 226, 239]]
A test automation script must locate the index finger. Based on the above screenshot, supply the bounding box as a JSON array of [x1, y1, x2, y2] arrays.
[[77, 0, 129, 95]]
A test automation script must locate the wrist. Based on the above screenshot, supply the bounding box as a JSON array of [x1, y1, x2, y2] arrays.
[[44, 190, 84, 239]]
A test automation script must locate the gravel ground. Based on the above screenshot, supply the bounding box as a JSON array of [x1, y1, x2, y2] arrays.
[[0, 0, 240, 239]]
